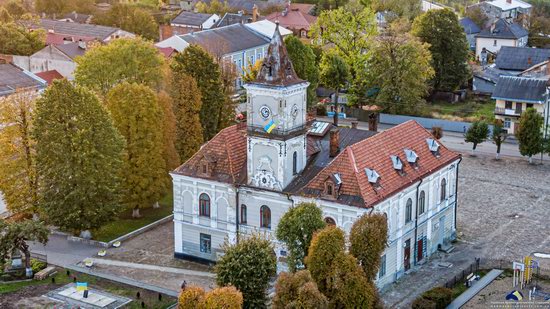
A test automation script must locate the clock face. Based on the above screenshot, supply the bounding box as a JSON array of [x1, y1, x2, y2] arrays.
[[260, 106, 271, 120], [291, 105, 299, 119]]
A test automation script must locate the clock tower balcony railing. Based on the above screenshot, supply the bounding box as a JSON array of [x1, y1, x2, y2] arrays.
[[247, 124, 307, 140]]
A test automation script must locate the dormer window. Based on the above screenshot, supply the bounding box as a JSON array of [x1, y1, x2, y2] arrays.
[[202, 162, 208, 174], [365, 168, 380, 184], [404, 149, 418, 164], [426, 138, 441, 157], [390, 155, 403, 171], [326, 182, 333, 196]]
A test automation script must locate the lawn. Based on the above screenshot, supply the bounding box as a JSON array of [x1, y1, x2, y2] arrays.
[[428, 98, 496, 122], [92, 192, 174, 242], [0, 268, 176, 308], [450, 269, 490, 300]]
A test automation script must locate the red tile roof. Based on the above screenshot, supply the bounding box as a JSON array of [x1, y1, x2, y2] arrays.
[[157, 46, 177, 58], [265, 7, 317, 31], [46, 33, 95, 45], [302, 121, 461, 208], [35, 70, 64, 84], [173, 124, 248, 184]]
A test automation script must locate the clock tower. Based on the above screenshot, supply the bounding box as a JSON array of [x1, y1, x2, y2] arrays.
[[243, 24, 309, 191]]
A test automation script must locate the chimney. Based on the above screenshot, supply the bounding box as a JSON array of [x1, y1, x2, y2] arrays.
[[252, 4, 258, 22], [329, 128, 340, 157], [528, 57, 532, 65], [351, 121, 358, 129]]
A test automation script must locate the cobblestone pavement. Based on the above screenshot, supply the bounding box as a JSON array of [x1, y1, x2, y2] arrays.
[[381, 154, 550, 307]]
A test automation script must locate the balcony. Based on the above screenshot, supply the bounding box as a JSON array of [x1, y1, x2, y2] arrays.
[[494, 107, 522, 117], [247, 124, 307, 140]]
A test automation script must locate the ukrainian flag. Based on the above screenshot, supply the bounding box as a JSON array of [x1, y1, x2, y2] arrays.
[[264, 120, 276, 133], [76, 282, 88, 292]]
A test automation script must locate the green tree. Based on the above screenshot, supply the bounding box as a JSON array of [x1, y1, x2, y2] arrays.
[[516, 108, 544, 164], [273, 270, 328, 309], [371, 0, 421, 21], [368, 25, 434, 114], [170, 72, 204, 162], [284, 36, 320, 109], [3, 0, 25, 19], [158, 91, 181, 170], [276, 202, 326, 272], [492, 119, 507, 160], [349, 213, 388, 282], [171, 45, 225, 140], [0, 22, 45, 55], [215, 234, 277, 309], [195, 0, 233, 15], [33, 80, 125, 236], [327, 253, 376, 308], [34, 0, 69, 16], [319, 51, 349, 126], [74, 37, 164, 97], [105, 83, 168, 218], [311, 6, 377, 105], [243, 59, 262, 83], [464, 120, 489, 156], [94, 4, 158, 40], [0, 220, 49, 278], [0, 91, 38, 215], [0, 8, 12, 23], [412, 9, 470, 92], [464, 6, 488, 28], [304, 225, 346, 295]]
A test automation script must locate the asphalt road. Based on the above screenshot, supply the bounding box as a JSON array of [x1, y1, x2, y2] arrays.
[[30, 233, 99, 268], [319, 117, 550, 162]]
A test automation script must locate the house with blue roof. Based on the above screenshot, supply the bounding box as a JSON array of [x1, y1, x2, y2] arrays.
[[475, 18, 528, 60]]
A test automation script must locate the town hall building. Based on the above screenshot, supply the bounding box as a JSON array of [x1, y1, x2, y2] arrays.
[[171, 25, 462, 288]]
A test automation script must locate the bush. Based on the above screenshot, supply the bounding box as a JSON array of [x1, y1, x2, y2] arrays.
[[421, 287, 453, 309], [30, 259, 47, 274], [203, 286, 243, 309], [412, 297, 437, 309], [316, 104, 327, 116], [431, 126, 443, 139], [178, 286, 206, 309]]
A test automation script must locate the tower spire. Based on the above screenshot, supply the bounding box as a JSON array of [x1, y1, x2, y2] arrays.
[[252, 22, 304, 87]]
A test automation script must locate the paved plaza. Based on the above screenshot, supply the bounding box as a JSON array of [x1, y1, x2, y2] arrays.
[[382, 154, 550, 307]]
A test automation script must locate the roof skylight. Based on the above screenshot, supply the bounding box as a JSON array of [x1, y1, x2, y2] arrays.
[[365, 168, 380, 184], [390, 155, 403, 171], [404, 149, 418, 163]]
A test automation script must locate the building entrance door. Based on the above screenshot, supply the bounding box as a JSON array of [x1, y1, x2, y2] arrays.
[[404, 239, 411, 271], [417, 238, 424, 262]]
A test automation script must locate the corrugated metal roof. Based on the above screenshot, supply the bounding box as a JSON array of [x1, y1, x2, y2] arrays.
[[172, 12, 213, 26], [496, 46, 550, 71], [28, 19, 123, 41], [460, 17, 481, 35], [0, 63, 45, 97], [179, 23, 269, 55], [492, 76, 548, 103]]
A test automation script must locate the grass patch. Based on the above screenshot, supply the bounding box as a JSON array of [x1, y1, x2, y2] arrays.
[[428, 98, 496, 122], [450, 269, 490, 300], [92, 192, 174, 242]]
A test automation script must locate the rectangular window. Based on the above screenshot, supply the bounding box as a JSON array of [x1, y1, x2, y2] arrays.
[[200, 233, 211, 254], [379, 254, 386, 278], [526, 103, 534, 109], [504, 118, 511, 129], [505, 101, 513, 109], [515, 103, 522, 114]]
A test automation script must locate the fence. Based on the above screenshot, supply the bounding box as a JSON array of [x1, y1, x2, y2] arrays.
[[443, 258, 550, 289], [30, 252, 47, 263]]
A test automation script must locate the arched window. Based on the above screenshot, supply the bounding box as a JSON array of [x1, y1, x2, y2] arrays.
[[324, 217, 336, 225], [405, 198, 412, 223], [419, 191, 426, 215], [293, 151, 298, 175], [199, 193, 210, 217], [240, 204, 247, 224], [260, 205, 271, 229], [440, 178, 447, 202]]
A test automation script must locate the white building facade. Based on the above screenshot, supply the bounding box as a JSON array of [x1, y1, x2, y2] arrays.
[[171, 26, 462, 289]]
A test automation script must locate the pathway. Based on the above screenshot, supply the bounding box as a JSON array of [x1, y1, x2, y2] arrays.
[[86, 258, 215, 278], [447, 269, 504, 309]]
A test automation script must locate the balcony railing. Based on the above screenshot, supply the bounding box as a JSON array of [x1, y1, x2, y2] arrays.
[[494, 107, 521, 116], [247, 124, 307, 139]]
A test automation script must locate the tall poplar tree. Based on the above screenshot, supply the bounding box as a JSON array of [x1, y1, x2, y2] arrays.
[[284, 35, 319, 109], [33, 80, 125, 235], [106, 83, 168, 217], [170, 71, 204, 163], [516, 108, 544, 164], [171, 44, 225, 140], [0, 91, 38, 215], [158, 91, 180, 170]]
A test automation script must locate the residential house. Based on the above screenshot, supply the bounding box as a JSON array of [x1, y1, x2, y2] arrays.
[[171, 26, 462, 289], [58, 12, 93, 24], [473, 46, 550, 94], [156, 21, 291, 88], [26, 19, 134, 45], [171, 11, 220, 33], [265, 3, 317, 39], [25, 42, 87, 79], [195, 0, 285, 14], [493, 75, 549, 134], [421, 0, 446, 12], [460, 17, 481, 51], [215, 11, 256, 28], [474, 0, 532, 25], [475, 18, 529, 60]]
